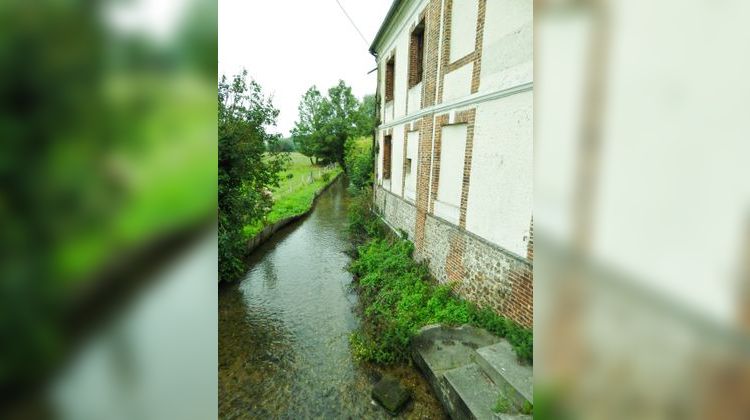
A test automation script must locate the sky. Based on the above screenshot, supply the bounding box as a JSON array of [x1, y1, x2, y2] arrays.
[[219, 0, 394, 137]]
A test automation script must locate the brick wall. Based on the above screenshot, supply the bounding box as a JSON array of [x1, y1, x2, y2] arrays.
[[376, 187, 533, 328], [372, 0, 532, 328]]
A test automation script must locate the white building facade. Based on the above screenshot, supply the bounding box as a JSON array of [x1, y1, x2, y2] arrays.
[[370, 0, 533, 327]]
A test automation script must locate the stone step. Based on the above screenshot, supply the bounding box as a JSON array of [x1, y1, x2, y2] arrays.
[[475, 341, 533, 407], [443, 363, 501, 420]]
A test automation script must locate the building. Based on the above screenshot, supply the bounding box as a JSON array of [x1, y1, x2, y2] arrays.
[[369, 0, 532, 327]]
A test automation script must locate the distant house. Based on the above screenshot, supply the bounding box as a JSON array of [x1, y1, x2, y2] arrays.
[[370, 0, 532, 327]]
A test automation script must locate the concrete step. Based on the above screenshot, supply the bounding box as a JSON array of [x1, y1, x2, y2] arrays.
[[443, 363, 501, 420], [475, 341, 533, 407]]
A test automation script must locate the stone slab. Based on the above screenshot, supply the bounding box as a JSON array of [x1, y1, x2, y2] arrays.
[[371, 375, 411, 416], [475, 341, 533, 404], [443, 363, 500, 420]]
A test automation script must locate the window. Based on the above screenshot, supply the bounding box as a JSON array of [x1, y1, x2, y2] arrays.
[[409, 20, 425, 88], [383, 135, 392, 179], [406, 158, 413, 174], [385, 57, 395, 102]]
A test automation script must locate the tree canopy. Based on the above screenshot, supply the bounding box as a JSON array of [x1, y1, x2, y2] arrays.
[[218, 70, 287, 281], [291, 80, 375, 168]]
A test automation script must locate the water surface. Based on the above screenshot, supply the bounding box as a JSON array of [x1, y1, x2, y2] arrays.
[[219, 179, 445, 419]]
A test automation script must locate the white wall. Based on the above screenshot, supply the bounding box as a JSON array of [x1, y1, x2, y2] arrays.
[[449, 0, 478, 62], [435, 124, 467, 224], [390, 127, 405, 196], [408, 83, 422, 112], [394, 35, 410, 119], [466, 90, 533, 256], [480, 0, 532, 93], [442, 63, 473, 102]]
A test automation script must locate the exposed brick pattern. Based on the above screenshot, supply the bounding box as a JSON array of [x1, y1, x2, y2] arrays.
[[383, 135, 392, 179], [385, 55, 395, 103], [408, 209, 533, 328], [414, 115, 434, 252], [438, 0, 486, 102], [371, 0, 531, 328], [527, 218, 533, 261], [429, 109, 476, 226], [429, 114, 449, 214], [421, 0, 441, 108], [457, 109, 476, 227], [408, 19, 425, 89], [471, 0, 486, 94]]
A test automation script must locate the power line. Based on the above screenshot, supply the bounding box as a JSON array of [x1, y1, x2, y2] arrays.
[[334, 0, 370, 47]]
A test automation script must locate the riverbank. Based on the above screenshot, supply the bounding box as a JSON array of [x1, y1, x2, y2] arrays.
[[219, 178, 445, 419], [345, 190, 533, 366], [244, 152, 342, 253]]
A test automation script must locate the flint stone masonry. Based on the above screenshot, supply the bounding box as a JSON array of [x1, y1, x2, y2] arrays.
[[375, 186, 417, 240], [375, 186, 532, 328], [370, 0, 532, 328]]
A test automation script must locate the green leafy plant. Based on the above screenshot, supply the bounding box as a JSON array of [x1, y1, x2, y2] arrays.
[[347, 230, 533, 365], [521, 400, 534, 415], [218, 70, 287, 282], [493, 393, 512, 413]]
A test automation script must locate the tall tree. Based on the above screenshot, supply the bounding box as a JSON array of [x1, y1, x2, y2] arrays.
[[320, 80, 360, 168], [291, 86, 325, 164], [218, 70, 287, 282], [355, 94, 377, 137], [292, 80, 361, 168]]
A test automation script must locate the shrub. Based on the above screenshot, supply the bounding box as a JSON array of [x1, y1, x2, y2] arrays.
[[321, 172, 331, 182], [347, 233, 533, 365], [344, 136, 373, 194]]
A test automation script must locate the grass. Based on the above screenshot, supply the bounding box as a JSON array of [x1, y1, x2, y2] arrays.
[[493, 393, 512, 413], [243, 152, 342, 238], [345, 189, 533, 366], [55, 75, 216, 285]]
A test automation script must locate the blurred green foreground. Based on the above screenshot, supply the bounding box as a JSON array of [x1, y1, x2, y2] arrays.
[[0, 0, 216, 406]]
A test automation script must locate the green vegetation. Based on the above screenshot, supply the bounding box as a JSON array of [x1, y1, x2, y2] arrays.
[[347, 236, 532, 365], [522, 400, 534, 415], [493, 393, 512, 413], [219, 71, 288, 282], [0, 0, 217, 392], [344, 140, 532, 365], [291, 81, 375, 168], [243, 152, 342, 238], [492, 393, 533, 415], [344, 136, 374, 194]]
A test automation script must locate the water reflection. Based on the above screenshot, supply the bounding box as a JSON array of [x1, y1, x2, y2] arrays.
[[219, 179, 445, 419]]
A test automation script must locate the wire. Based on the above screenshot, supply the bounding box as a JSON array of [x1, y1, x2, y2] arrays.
[[334, 0, 370, 47]]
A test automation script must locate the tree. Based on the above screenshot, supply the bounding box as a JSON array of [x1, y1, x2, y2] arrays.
[[355, 94, 377, 137], [218, 70, 287, 282], [319, 80, 360, 168], [291, 86, 325, 164], [292, 80, 361, 168]]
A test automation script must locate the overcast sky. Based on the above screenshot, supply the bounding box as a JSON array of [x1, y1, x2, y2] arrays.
[[219, 0, 394, 136]]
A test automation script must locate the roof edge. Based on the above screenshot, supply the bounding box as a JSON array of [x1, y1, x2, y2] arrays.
[[369, 0, 405, 56]]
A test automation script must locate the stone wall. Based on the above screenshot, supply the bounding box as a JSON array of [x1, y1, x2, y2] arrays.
[[375, 186, 533, 328], [375, 186, 417, 240]]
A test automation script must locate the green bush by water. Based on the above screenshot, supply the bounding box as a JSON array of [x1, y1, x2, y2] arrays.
[[344, 131, 532, 366], [347, 233, 533, 365]]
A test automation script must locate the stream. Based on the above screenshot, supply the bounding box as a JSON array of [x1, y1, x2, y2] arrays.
[[218, 178, 445, 419]]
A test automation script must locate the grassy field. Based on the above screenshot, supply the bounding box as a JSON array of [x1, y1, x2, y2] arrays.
[[243, 152, 342, 238], [56, 75, 216, 285]]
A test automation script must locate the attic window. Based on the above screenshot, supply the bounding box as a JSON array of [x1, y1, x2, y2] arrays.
[[409, 20, 425, 88], [385, 56, 395, 102]]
